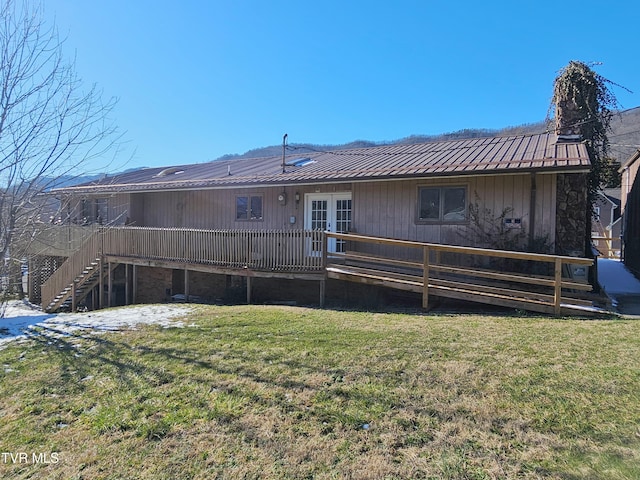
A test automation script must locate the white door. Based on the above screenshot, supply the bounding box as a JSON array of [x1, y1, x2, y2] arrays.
[[305, 193, 352, 254]]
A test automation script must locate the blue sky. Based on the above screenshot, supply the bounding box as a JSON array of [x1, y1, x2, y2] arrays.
[[44, 0, 639, 173]]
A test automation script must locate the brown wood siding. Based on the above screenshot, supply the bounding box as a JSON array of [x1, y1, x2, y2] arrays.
[[131, 184, 353, 230], [129, 193, 144, 225], [116, 174, 558, 250], [108, 193, 132, 225], [352, 174, 557, 249]]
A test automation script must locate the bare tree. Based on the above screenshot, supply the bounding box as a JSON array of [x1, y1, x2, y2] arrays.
[[1, 0, 120, 310]]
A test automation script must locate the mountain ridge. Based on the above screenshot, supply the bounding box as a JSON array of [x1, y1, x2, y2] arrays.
[[47, 107, 640, 188], [215, 123, 548, 162], [216, 107, 640, 164]]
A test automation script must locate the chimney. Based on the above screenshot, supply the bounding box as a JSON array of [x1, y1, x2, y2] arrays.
[[555, 97, 583, 142]]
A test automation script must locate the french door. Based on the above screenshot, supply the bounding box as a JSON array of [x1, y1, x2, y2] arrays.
[[305, 193, 352, 254]]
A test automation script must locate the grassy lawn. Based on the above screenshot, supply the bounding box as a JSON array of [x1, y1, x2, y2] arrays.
[[0, 305, 639, 479]]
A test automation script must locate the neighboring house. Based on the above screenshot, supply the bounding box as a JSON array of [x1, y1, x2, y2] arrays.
[[592, 188, 622, 258], [30, 131, 592, 310], [620, 150, 640, 277]]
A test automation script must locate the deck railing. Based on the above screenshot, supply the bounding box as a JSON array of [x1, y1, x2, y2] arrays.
[[40, 232, 102, 309], [326, 232, 595, 315], [100, 227, 324, 270], [41, 227, 325, 309], [592, 235, 621, 259]]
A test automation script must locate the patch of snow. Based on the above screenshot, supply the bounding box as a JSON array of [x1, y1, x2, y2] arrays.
[[0, 300, 193, 349]]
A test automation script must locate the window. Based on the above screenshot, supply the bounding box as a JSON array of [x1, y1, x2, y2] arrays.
[[236, 195, 263, 221], [418, 186, 467, 223]]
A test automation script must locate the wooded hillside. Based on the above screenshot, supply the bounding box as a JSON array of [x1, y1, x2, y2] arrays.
[[217, 107, 640, 164]]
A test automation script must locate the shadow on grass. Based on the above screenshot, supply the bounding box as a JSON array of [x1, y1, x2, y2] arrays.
[[23, 325, 175, 390], [18, 321, 392, 431]]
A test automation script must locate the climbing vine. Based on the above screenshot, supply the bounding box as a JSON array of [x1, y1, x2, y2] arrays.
[[457, 193, 553, 273], [548, 61, 628, 201]]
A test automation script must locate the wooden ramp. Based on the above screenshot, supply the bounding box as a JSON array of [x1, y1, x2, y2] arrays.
[[325, 233, 603, 316]]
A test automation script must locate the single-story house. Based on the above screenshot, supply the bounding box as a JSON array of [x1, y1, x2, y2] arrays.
[[27, 129, 594, 312], [56, 132, 590, 250]]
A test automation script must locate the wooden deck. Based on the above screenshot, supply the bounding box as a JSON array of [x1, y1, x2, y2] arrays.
[[38, 227, 599, 315], [40, 227, 325, 312]]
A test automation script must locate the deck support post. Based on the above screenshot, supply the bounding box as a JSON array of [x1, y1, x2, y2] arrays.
[[319, 278, 326, 307], [246, 275, 252, 304], [554, 257, 562, 315], [184, 267, 190, 301], [108, 262, 113, 308], [132, 265, 138, 304], [98, 257, 104, 309], [422, 246, 430, 309], [92, 286, 98, 310], [71, 282, 77, 312], [125, 264, 130, 305]]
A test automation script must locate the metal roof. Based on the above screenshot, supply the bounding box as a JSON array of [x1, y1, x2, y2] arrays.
[[55, 132, 590, 194]]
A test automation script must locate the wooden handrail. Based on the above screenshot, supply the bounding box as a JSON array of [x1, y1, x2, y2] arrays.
[[40, 232, 101, 310], [328, 231, 593, 265], [325, 231, 594, 315]]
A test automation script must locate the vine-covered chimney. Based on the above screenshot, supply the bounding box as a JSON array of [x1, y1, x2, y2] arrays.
[[555, 96, 583, 141]]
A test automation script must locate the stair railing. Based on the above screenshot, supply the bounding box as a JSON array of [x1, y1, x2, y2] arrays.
[[40, 229, 102, 310]]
